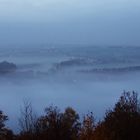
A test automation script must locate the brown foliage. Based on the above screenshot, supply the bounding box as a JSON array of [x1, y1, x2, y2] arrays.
[[2, 91, 140, 140]]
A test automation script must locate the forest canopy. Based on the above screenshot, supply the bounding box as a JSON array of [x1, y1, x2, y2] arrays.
[[0, 91, 140, 140]]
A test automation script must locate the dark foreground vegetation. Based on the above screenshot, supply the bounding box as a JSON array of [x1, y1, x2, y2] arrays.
[[0, 91, 140, 140]]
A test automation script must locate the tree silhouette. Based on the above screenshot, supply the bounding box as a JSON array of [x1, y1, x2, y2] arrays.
[[1, 91, 140, 140], [80, 112, 95, 140], [0, 111, 13, 140], [18, 100, 37, 140], [94, 91, 140, 140], [36, 106, 80, 140], [60, 107, 81, 140]]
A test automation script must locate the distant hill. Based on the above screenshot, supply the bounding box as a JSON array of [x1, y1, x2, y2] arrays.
[[0, 61, 17, 74]]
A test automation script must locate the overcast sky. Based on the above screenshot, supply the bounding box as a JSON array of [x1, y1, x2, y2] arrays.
[[0, 0, 140, 46]]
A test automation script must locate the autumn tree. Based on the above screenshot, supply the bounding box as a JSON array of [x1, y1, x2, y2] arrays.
[[80, 112, 95, 140], [36, 106, 81, 140], [94, 91, 140, 140]]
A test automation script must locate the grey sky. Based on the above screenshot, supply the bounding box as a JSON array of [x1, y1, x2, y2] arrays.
[[0, 0, 140, 46]]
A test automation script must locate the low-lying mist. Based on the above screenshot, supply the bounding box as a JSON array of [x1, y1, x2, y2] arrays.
[[0, 46, 140, 132]]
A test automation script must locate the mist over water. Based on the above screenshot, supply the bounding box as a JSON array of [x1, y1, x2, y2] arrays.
[[0, 45, 140, 132]]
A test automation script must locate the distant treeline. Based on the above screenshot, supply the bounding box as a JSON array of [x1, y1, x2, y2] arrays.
[[0, 91, 140, 140]]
